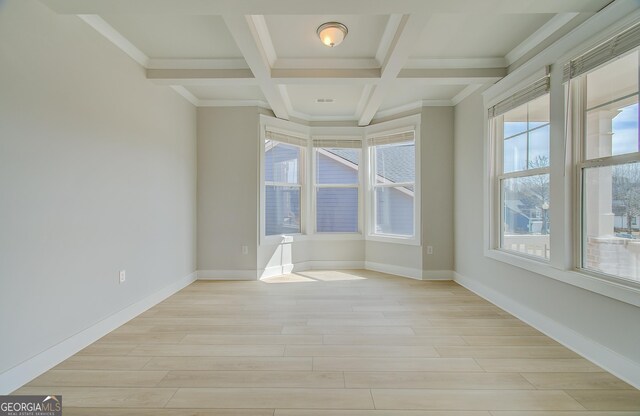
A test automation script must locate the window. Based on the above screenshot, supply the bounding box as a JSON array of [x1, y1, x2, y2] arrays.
[[264, 130, 306, 236], [490, 77, 551, 260], [313, 139, 361, 233], [369, 131, 416, 237], [569, 44, 640, 282]]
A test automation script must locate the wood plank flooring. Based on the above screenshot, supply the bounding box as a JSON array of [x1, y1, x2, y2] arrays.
[[14, 269, 639, 415]]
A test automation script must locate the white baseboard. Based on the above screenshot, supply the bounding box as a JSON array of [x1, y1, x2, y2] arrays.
[[0, 271, 197, 394], [197, 269, 257, 280], [454, 271, 640, 389]]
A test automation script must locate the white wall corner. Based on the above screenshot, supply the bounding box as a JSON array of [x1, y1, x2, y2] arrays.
[[453, 271, 640, 390], [197, 270, 258, 281], [0, 271, 197, 394], [422, 269, 454, 280], [365, 261, 424, 280]]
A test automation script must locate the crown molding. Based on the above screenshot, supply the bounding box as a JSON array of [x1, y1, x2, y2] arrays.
[[505, 12, 580, 66]]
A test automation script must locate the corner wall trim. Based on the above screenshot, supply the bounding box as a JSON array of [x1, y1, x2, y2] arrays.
[[0, 271, 197, 394], [453, 271, 640, 389]]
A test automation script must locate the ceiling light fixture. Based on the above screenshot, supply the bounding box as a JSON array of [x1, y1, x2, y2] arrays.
[[317, 22, 348, 47]]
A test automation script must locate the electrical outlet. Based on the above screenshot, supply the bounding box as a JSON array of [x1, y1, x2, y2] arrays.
[[119, 270, 126, 284], [427, 246, 433, 255], [241, 245, 249, 255]]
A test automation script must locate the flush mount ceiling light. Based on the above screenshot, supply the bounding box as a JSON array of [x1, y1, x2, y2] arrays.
[[317, 22, 348, 47]]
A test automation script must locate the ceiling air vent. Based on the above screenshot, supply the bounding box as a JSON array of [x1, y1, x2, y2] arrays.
[[315, 98, 335, 103]]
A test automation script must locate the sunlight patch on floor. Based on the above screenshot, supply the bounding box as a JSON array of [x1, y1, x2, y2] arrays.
[[262, 270, 368, 284]]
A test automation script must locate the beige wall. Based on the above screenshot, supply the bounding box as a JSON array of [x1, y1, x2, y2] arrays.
[[0, 0, 197, 374], [421, 107, 454, 272], [197, 107, 260, 272], [365, 107, 455, 275]]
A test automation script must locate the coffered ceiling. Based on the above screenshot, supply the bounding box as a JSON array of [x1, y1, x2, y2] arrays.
[[41, 0, 613, 125]]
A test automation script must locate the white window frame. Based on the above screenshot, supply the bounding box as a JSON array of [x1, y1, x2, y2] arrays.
[[481, 7, 640, 308], [259, 118, 310, 245], [489, 86, 552, 262], [365, 115, 422, 245], [311, 137, 363, 235], [570, 49, 640, 285]]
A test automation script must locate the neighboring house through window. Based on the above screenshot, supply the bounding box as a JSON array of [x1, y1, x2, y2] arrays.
[[313, 139, 361, 233], [369, 131, 416, 238], [489, 76, 551, 260], [264, 130, 306, 236]]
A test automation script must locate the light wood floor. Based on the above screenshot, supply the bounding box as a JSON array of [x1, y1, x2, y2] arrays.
[[15, 270, 640, 415]]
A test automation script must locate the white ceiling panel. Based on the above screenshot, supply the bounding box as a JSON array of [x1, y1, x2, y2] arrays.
[[286, 84, 364, 117], [184, 85, 266, 101], [101, 15, 243, 59], [412, 13, 555, 58], [265, 15, 389, 59]]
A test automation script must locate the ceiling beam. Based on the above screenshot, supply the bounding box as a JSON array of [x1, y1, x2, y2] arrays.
[[78, 15, 149, 67], [375, 14, 404, 66], [358, 14, 430, 126], [146, 67, 503, 86], [273, 58, 379, 69], [222, 14, 289, 119], [398, 67, 507, 79], [272, 68, 381, 85], [146, 69, 257, 86], [146, 59, 249, 70], [42, 0, 612, 15]]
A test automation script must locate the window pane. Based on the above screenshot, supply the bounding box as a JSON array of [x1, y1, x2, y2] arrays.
[[587, 51, 638, 110], [528, 94, 550, 130], [503, 103, 527, 138], [265, 185, 301, 235], [316, 187, 358, 232], [265, 141, 301, 184], [501, 174, 550, 259], [504, 133, 527, 173], [375, 186, 414, 236], [583, 162, 640, 282], [316, 148, 359, 185], [528, 125, 550, 169], [585, 96, 639, 159], [585, 51, 639, 160], [375, 141, 415, 184], [502, 94, 550, 174]]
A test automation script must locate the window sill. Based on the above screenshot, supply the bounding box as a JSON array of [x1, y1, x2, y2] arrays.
[[261, 232, 363, 245], [484, 248, 640, 308], [260, 232, 423, 246], [366, 233, 421, 246]]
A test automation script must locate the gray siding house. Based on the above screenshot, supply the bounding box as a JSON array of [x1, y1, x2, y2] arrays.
[[265, 143, 414, 235]]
